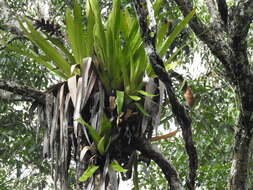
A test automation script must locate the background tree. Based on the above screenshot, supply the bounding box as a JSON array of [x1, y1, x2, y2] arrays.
[[172, 0, 253, 189]]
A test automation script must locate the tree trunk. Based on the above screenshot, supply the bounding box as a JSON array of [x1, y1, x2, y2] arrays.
[[229, 126, 253, 190], [173, 0, 253, 188]]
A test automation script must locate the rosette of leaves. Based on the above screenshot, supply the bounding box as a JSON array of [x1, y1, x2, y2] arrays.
[[7, 0, 194, 189]]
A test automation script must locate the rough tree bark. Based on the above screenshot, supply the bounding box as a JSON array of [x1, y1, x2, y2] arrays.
[[173, 0, 253, 189]]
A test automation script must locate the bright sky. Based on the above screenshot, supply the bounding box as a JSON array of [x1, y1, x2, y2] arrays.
[[119, 179, 133, 189]]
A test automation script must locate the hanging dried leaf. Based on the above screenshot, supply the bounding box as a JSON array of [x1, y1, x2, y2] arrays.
[[61, 93, 71, 190], [45, 93, 54, 131], [90, 92, 100, 132], [99, 154, 110, 189], [109, 96, 116, 111], [67, 75, 78, 105], [80, 146, 91, 161], [70, 64, 81, 75], [59, 84, 65, 150], [50, 90, 60, 160], [141, 78, 162, 139], [42, 131, 50, 158], [73, 77, 83, 137], [49, 90, 60, 187], [108, 168, 119, 190], [153, 80, 165, 134], [81, 70, 96, 109], [141, 78, 156, 134], [90, 81, 104, 132]]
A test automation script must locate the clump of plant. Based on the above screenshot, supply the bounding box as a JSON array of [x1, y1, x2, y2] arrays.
[[8, 0, 194, 188]]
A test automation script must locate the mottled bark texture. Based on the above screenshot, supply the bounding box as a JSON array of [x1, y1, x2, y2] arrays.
[[133, 0, 198, 189], [173, 0, 253, 189]]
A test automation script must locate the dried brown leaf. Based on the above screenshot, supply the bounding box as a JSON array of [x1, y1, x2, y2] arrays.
[[73, 77, 82, 138], [141, 78, 157, 134], [80, 146, 91, 161], [67, 75, 77, 105], [50, 89, 60, 160]]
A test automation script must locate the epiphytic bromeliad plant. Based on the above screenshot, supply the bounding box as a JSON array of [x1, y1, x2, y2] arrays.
[[8, 0, 195, 189]]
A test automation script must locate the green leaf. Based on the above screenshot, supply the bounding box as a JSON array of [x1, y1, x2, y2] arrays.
[[153, 0, 164, 16], [19, 18, 71, 76], [104, 136, 111, 153], [104, 0, 122, 90], [97, 135, 111, 156], [66, 2, 87, 67], [89, 0, 106, 61], [179, 79, 186, 92], [109, 160, 127, 172], [86, 0, 95, 55], [158, 8, 196, 57], [165, 43, 188, 65], [107, 0, 121, 38], [46, 35, 76, 66], [129, 95, 141, 101], [77, 118, 101, 145], [135, 103, 150, 117], [165, 61, 182, 71], [7, 45, 68, 79], [137, 90, 156, 97], [100, 114, 112, 137], [156, 20, 170, 48], [79, 165, 99, 182], [116, 91, 124, 114], [120, 9, 132, 39], [97, 136, 106, 155]]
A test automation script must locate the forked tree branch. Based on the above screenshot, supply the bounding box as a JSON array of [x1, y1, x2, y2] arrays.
[[133, 137, 183, 190], [173, 0, 253, 86], [0, 89, 33, 101], [133, 0, 198, 189], [205, 0, 223, 28], [0, 79, 45, 103], [229, 0, 253, 45]]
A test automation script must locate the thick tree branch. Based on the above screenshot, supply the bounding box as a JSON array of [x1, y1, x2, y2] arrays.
[[173, 0, 236, 81], [133, 1, 198, 189], [216, 0, 228, 26], [133, 137, 183, 190], [229, 0, 253, 46], [173, 0, 253, 96], [0, 22, 26, 50], [228, 115, 253, 190], [0, 89, 33, 102], [205, 0, 224, 30], [0, 79, 45, 104]]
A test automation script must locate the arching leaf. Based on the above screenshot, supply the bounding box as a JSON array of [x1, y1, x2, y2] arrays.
[[79, 165, 99, 182]]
